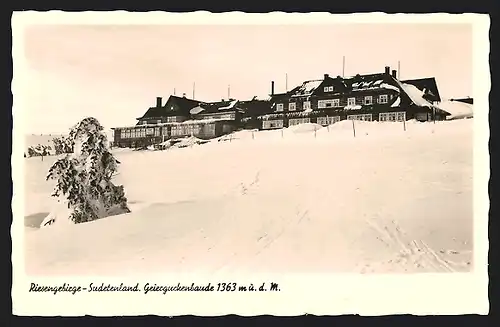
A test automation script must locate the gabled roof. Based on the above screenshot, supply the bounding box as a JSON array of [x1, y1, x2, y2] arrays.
[[401, 77, 441, 102], [137, 95, 203, 120]]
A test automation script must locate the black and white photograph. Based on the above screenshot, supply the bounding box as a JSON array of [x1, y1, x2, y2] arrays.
[[11, 11, 490, 316]]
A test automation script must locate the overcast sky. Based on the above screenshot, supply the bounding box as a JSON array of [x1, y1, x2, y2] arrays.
[[21, 23, 472, 134]]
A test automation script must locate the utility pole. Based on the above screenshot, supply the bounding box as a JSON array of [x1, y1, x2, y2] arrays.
[[398, 61, 401, 79], [285, 73, 288, 92], [192, 82, 195, 99], [228, 84, 231, 99], [343, 56, 345, 77]]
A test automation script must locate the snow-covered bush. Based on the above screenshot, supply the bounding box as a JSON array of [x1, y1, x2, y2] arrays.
[[27, 144, 51, 158], [43, 117, 130, 226], [52, 136, 74, 155]]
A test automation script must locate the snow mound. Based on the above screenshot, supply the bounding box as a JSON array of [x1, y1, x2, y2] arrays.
[[438, 100, 474, 120], [173, 136, 210, 148], [287, 123, 323, 134]]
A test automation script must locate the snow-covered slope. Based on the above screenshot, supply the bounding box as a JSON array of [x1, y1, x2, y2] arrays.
[[23, 119, 474, 276]]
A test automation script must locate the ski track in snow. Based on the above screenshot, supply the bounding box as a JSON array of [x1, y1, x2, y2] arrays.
[[363, 218, 461, 273]]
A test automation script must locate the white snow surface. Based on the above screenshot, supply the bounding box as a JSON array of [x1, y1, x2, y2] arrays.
[[218, 100, 238, 110], [189, 106, 205, 115], [438, 100, 474, 120], [292, 80, 323, 97], [24, 119, 473, 276]]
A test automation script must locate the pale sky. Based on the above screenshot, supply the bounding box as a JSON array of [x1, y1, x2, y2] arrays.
[[21, 23, 472, 134]]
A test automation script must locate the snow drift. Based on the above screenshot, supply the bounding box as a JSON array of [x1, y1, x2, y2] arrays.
[[23, 119, 473, 276]]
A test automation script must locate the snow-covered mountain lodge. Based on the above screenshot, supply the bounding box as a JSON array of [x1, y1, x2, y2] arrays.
[[111, 65, 451, 147]]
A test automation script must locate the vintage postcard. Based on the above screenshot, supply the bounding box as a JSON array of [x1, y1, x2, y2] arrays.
[[11, 11, 490, 316]]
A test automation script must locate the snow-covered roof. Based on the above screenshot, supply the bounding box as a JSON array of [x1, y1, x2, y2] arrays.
[[218, 99, 238, 110], [190, 106, 205, 115], [290, 80, 323, 97], [399, 82, 434, 108]]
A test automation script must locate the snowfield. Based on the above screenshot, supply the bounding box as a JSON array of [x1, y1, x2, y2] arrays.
[[23, 119, 473, 276]]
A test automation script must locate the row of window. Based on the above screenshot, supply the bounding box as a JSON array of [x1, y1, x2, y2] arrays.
[[262, 120, 284, 129], [289, 118, 311, 126], [317, 116, 341, 125], [379, 111, 406, 122], [347, 114, 373, 121], [171, 123, 216, 137], [261, 111, 407, 129], [276, 94, 390, 112], [121, 127, 162, 139]]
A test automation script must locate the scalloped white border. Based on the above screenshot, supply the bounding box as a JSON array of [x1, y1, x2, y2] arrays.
[[11, 12, 490, 316]]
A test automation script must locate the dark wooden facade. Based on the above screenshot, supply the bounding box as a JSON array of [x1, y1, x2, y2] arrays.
[[257, 66, 450, 130], [111, 66, 450, 147], [112, 96, 243, 147]]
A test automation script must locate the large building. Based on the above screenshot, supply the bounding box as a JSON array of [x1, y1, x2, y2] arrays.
[[111, 95, 269, 148], [112, 65, 450, 147], [258, 66, 450, 130]]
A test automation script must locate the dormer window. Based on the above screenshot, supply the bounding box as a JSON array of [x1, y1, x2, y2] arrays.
[[328, 86, 334, 92], [324, 86, 329, 92], [289, 102, 296, 111], [276, 103, 284, 112]]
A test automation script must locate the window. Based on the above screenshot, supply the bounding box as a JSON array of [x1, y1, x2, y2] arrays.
[[303, 101, 311, 110], [347, 97, 356, 106], [328, 86, 334, 92], [364, 96, 373, 105], [347, 114, 373, 121], [324, 86, 329, 92], [262, 120, 284, 129], [317, 116, 341, 125], [288, 118, 311, 126], [154, 127, 161, 137], [378, 94, 389, 104], [166, 116, 182, 123], [318, 99, 339, 108], [289, 102, 296, 111], [276, 103, 284, 112], [380, 111, 406, 122]]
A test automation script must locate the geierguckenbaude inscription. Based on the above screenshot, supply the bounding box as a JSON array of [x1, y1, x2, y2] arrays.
[[29, 282, 281, 295]]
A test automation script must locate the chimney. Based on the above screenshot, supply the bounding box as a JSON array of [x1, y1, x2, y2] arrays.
[[391, 70, 397, 78], [324, 73, 329, 79], [385, 66, 390, 75], [156, 97, 162, 107], [271, 81, 275, 95]]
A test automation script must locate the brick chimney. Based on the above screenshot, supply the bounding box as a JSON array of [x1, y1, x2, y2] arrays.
[[271, 81, 275, 95], [156, 97, 162, 107], [324, 73, 329, 79], [391, 70, 397, 78], [385, 66, 390, 75]]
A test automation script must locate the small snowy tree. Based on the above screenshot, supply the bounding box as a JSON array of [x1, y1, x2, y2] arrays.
[[43, 117, 130, 226], [52, 136, 74, 155]]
